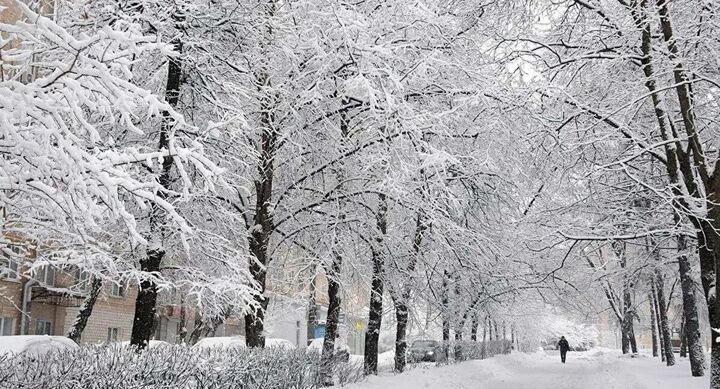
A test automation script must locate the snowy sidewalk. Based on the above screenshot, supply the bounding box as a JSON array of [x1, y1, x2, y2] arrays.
[[345, 349, 709, 389]]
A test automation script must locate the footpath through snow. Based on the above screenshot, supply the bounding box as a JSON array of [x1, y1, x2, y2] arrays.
[[346, 348, 709, 389]]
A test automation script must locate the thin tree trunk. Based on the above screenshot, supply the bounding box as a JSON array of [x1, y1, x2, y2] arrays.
[[307, 272, 317, 345], [470, 314, 479, 342], [680, 315, 687, 358], [653, 281, 666, 362], [629, 325, 638, 354], [481, 316, 488, 359], [441, 270, 451, 360], [656, 269, 676, 366], [649, 291, 659, 357], [488, 317, 493, 341], [177, 295, 188, 344], [67, 277, 102, 344]]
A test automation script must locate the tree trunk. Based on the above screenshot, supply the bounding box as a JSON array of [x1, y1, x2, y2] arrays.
[[364, 195, 387, 375], [363, 252, 384, 375], [130, 15, 183, 348], [393, 211, 427, 372], [67, 277, 102, 344], [629, 325, 638, 354], [653, 282, 666, 362], [680, 315, 687, 358], [481, 316, 488, 359], [621, 323, 630, 355], [454, 329, 464, 361], [677, 232, 705, 375], [649, 291, 659, 357], [488, 317, 493, 341], [307, 273, 317, 345], [178, 302, 188, 344], [656, 269, 676, 366], [321, 251, 343, 386], [244, 255, 268, 348], [677, 235, 705, 377], [470, 314, 479, 342], [441, 271, 451, 360], [244, 93, 276, 348]]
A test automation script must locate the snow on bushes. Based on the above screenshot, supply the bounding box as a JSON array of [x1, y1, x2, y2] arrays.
[[0, 345, 363, 389]]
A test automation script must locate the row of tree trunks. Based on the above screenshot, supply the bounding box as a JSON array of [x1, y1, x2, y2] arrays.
[[625, 1, 705, 375]]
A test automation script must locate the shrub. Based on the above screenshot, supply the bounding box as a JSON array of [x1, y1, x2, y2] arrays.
[[0, 345, 362, 389]]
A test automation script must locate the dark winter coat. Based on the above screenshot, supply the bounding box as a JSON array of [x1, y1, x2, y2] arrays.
[[558, 338, 569, 352]]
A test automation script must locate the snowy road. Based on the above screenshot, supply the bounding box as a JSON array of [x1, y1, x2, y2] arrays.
[[346, 349, 709, 389]]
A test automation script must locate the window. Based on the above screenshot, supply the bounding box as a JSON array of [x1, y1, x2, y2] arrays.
[[35, 320, 52, 335], [107, 327, 119, 342], [74, 269, 90, 292], [0, 317, 14, 336], [110, 282, 125, 297], [1, 245, 21, 280], [35, 265, 55, 286]]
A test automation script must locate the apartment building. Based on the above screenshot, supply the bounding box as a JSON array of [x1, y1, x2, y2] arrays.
[[0, 242, 135, 342]]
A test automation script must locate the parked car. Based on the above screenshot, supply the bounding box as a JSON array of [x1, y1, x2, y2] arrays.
[[265, 338, 296, 350], [192, 336, 246, 350], [308, 337, 350, 362], [408, 339, 445, 362], [0, 335, 78, 357]]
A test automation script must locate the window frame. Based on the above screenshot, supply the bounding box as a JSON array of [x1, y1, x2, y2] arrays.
[[74, 269, 90, 292], [107, 327, 119, 342], [1, 245, 21, 281], [0, 317, 14, 336], [35, 319, 52, 335], [110, 282, 125, 298], [35, 265, 55, 286]]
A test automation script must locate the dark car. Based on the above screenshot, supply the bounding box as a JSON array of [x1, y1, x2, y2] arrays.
[[408, 340, 445, 362]]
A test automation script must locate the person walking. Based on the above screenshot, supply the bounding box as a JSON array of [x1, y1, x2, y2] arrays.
[[558, 336, 570, 363]]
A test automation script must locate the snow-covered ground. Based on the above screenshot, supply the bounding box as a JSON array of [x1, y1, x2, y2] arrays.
[[345, 349, 709, 389]]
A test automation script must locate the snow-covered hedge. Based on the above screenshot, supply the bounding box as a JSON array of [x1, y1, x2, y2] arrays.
[[0, 345, 362, 389]]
